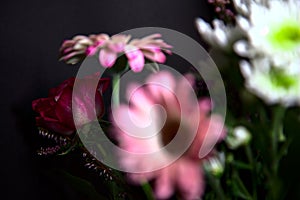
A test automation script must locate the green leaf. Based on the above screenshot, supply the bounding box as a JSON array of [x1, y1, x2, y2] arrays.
[[53, 169, 106, 199]]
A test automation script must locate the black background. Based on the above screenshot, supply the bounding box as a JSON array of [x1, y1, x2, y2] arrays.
[[1, 0, 300, 199]]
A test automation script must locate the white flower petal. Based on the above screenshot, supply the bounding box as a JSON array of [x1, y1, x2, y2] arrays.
[[195, 18, 215, 45], [232, 0, 250, 15], [213, 20, 228, 46], [236, 16, 250, 31], [239, 60, 252, 78], [195, 18, 212, 35], [234, 40, 253, 57]]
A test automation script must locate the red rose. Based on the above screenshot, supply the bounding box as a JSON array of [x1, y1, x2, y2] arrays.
[[32, 74, 109, 136]]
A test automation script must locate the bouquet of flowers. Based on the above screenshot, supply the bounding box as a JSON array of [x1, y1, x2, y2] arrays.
[[32, 0, 300, 199]]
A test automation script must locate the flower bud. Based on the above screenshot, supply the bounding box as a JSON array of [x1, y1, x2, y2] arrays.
[[203, 152, 225, 178], [226, 126, 252, 149]]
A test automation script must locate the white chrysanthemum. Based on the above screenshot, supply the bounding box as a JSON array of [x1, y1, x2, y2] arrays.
[[240, 58, 300, 106], [236, 0, 300, 67], [196, 18, 244, 51]]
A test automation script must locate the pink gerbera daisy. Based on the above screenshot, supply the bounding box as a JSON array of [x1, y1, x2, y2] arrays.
[[112, 71, 226, 199]]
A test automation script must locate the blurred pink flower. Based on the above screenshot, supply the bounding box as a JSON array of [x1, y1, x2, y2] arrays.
[[112, 71, 226, 199]]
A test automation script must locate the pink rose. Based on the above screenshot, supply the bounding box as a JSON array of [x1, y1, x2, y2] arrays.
[[32, 75, 109, 136]]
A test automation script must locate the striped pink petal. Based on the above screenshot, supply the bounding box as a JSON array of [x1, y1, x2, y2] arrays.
[[125, 46, 145, 72], [99, 49, 117, 68]]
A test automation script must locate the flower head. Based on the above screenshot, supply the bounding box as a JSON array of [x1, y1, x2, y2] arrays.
[[240, 58, 300, 106], [99, 33, 172, 72], [59, 33, 172, 73], [235, 0, 300, 67], [112, 71, 226, 199], [32, 74, 109, 135]]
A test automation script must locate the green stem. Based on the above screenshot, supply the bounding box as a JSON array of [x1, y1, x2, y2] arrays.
[[232, 160, 252, 170], [235, 174, 253, 200], [142, 181, 155, 200], [271, 105, 285, 175], [277, 137, 292, 160], [207, 172, 226, 200], [245, 145, 257, 199], [268, 105, 286, 200], [245, 145, 253, 166], [112, 73, 120, 107]]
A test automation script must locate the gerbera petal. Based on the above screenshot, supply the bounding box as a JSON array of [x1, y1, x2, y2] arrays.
[[99, 49, 117, 67], [86, 45, 98, 56], [176, 159, 205, 200], [154, 169, 174, 199], [126, 48, 145, 72], [128, 56, 145, 72]]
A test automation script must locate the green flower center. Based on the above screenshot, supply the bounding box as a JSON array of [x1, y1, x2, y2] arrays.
[[270, 68, 297, 89], [268, 20, 300, 50]]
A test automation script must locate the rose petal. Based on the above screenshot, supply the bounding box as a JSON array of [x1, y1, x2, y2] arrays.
[[49, 78, 75, 98], [55, 87, 75, 129]]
